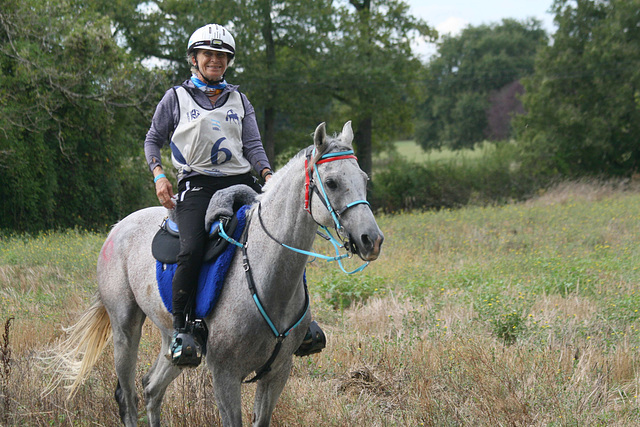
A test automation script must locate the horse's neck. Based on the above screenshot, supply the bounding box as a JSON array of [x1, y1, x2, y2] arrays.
[[257, 159, 317, 251], [245, 162, 316, 316]]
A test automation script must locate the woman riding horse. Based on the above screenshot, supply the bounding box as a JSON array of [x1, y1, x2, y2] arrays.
[[143, 23, 322, 365]]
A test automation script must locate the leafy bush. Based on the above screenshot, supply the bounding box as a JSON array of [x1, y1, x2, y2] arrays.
[[370, 141, 542, 213], [0, 0, 165, 232], [316, 271, 386, 310], [475, 293, 531, 345]]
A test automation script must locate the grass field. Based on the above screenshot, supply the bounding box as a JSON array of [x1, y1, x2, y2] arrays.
[[2, 180, 640, 425], [374, 140, 493, 165]]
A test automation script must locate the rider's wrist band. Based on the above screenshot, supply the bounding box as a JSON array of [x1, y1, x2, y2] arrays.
[[154, 173, 166, 183], [262, 170, 273, 179]]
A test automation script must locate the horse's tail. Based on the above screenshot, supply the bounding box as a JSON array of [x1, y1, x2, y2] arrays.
[[39, 294, 112, 399]]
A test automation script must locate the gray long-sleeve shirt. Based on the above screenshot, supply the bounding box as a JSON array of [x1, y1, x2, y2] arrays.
[[144, 79, 271, 181]]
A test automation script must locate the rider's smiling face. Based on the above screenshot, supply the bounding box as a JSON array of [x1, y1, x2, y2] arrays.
[[194, 50, 228, 82]]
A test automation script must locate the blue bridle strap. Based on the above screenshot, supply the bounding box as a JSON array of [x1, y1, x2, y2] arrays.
[[311, 149, 370, 232], [319, 150, 355, 159]]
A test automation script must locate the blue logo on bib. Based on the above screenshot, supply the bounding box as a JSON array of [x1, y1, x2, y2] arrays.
[[225, 109, 239, 124], [188, 109, 200, 121]]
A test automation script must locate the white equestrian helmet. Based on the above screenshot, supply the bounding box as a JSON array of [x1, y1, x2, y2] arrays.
[[187, 24, 236, 66]]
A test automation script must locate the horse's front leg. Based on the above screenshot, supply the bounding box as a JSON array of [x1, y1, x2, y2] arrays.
[[251, 357, 293, 427], [211, 368, 244, 427]]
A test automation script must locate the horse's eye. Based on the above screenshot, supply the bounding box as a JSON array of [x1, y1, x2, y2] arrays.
[[325, 178, 338, 190]]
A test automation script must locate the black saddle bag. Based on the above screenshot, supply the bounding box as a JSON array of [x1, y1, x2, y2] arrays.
[[151, 215, 239, 265]]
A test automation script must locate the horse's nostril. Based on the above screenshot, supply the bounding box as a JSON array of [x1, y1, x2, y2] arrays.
[[361, 234, 373, 250]]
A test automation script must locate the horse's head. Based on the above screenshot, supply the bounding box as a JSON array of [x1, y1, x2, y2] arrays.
[[306, 121, 384, 261]]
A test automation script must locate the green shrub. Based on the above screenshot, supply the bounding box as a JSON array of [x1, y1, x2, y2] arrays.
[[475, 293, 531, 345], [316, 271, 386, 310], [370, 141, 542, 213]]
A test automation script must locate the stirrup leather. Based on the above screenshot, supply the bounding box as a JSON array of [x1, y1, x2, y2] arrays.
[[294, 321, 326, 357]]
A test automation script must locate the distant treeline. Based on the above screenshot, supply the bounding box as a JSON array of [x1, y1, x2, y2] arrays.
[[1, 0, 638, 230]]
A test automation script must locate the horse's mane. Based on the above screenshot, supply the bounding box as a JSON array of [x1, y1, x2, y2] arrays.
[[261, 134, 351, 196], [257, 148, 302, 197], [258, 129, 351, 198], [307, 131, 352, 171]]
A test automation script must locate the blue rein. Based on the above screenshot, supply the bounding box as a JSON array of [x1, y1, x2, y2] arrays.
[[257, 203, 370, 275]]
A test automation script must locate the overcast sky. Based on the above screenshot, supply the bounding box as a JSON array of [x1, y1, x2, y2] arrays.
[[405, 0, 557, 60]]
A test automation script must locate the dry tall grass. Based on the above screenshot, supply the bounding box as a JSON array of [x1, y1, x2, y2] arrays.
[[2, 180, 640, 425]]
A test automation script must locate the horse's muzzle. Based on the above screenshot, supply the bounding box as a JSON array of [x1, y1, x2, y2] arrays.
[[351, 231, 384, 261]]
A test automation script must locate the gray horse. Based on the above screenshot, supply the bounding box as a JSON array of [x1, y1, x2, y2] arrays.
[[46, 121, 383, 426]]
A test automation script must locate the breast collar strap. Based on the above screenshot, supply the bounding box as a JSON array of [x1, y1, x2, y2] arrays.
[[240, 215, 310, 383]]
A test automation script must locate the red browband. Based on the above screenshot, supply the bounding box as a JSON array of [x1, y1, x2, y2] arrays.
[[315, 155, 358, 165], [304, 154, 358, 213]]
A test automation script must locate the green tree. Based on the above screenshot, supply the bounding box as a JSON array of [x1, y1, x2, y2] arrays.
[[0, 0, 163, 231], [97, 0, 337, 165], [233, 0, 434, 174], [93, 0, 238, 82], [104, 0, 433, 175], [515, 0, 640, 176], [327, 0, 434, 176], [229, 0, 338, 164], [417, 18, 547, 151]]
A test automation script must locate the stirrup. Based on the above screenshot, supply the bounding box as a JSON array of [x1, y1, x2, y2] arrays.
[[167, 320, 207, 367], [294, 321, 326, 357], [167, 331, 201, 367]]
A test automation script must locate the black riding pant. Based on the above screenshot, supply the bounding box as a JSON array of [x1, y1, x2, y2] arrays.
[[172, 173, 260, 330]]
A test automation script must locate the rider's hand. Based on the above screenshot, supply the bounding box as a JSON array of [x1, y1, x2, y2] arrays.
[[261, 168, 273, 182], [154, 169, 175, 209]]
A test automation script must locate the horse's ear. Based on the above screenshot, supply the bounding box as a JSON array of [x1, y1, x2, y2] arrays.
[[341, 121, 354, 147], [314, 122, 327, 150]]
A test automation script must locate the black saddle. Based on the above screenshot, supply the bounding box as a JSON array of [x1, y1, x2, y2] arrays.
[[151, 215, 239, 265]]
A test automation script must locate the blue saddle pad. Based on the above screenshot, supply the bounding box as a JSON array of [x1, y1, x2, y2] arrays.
[[156, 205, 249, 318]]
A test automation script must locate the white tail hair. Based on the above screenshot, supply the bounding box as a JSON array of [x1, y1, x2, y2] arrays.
[[39, 295, 112, 399]]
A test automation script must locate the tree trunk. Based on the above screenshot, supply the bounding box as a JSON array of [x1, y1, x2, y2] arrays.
[[349, 0, 373, 180], [263, 105, 276, 163], [354, 116, 373, 179]]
